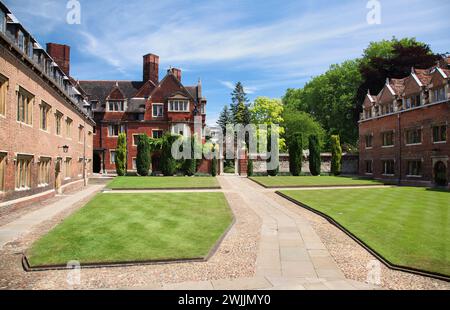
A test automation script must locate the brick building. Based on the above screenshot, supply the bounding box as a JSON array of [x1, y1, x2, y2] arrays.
[[76, 55, 207, 174], [359, 61, 450, 187], [0, 2, 95, 205]]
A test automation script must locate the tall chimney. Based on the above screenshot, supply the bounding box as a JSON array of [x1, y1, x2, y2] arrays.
[[170, 68, 182, 82], [143, 53, 159, 84], [46, 43, 70, 76]]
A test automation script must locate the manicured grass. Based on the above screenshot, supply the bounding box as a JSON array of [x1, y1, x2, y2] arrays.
[[107, 176, 220, 189], [28, 193, 233, 266], [250, 176, 384, 187], [279, 187, 450, 276]]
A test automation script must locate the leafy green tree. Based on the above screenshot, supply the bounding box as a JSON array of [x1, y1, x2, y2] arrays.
[[283, 108, 325, 150], [217, 105, 233, 135], [288, 133, 302, 176], [330, 135, 342, 176], [136, 134, 151, 176], [308, 135, 321, 176], [234, 101, 251, 126]]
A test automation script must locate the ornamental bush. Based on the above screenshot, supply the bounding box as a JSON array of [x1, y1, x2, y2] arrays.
[[308, 135, 321, 176], [160, 134, 178, 176], [115, 132, 127, 176], [331, 134, 342, 176], [136, 134, 151, 176], [183, 136, 197, 176], [266, 125, 279, 176], [211, 145, 217, 176], [288, 133, 302, 176], [247, 158, 254, 177]]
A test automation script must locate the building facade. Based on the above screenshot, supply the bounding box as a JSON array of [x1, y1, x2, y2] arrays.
[[76, 55, 207, 174], [359, 61, 450, 187], [0, 2, 95, 205]]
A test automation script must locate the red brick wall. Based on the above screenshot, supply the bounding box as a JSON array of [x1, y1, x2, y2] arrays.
[[359, 102, 450, 186], [0, 43, 93, 203]]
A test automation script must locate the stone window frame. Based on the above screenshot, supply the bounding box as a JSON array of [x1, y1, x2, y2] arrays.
[[381, 159, 395, 176], [37, 156, 51, 187], [405, 126, 423, 146], [0, 73, 8, 117], [381, 130, 395, 148], [364, 159, 373, 175], [152, 129, 164, 139], [132, 133, 143, 147], [152, 103, 164, 118], [168, 100, 189, 112], [15, 154, 33, 191], [109, 150, 117, 164], [432, 123, 447, 144], [55, 110, 63, 137], [107, 124, 125, 137], [16, 85, 34, 126], [39, 101, 51, 132], [0, 151, 6, 192], [64, 157, 72, 180], [65, 117, 73, 139], [406, 159, 423, 178], [364, 133, 373, 149]]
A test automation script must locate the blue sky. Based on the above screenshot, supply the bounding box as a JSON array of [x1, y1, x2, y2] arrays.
[[4, 0, 449, 125]]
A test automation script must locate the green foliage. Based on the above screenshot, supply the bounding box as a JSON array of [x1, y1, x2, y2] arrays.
[[288, 133, 302, 176], [211, 150, 217, 177], [217, 105, 233, 135], [115, 132, 127, 176], [136, 134, 151, 176], [230, 81, 249, 117], [247, 158, 254, 177], [183, 136, 198, 176], [160, 134, 178, 176], [234, 101, 251, 126], [308, 135, 321, 176], [283, 107, 325, 150], [330, 135, 342, 176]]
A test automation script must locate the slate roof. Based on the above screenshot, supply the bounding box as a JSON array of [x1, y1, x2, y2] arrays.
[[389, 78, 407, 95]]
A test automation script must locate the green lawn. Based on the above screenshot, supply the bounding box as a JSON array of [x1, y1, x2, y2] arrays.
[[28, 193, 233, 267], [250, 176, 384, 188], [107, 176, 220, 189], [279, 187, 450, 276]]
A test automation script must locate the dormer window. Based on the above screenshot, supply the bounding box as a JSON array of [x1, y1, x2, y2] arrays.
[[108, 100, 125, 112], [0, 11, 5, 33], [17, 30, 25, 52], [169, 100, 189, 112], [432, 87, 446, 103], [90, 100, 98, 110], [405, 95, 421, 109]]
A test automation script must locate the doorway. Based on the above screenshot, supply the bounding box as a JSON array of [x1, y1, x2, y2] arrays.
[[93, 152, 101, 173], [434, 161, 447, 186]]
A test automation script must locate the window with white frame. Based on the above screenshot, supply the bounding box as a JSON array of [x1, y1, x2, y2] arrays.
[[38, 157, 51, 186], [15, 155, 32, 190], [382, 160, 395, 175], [108, 124, 124, 137], [132, 134, 142, 146], [382, 131, 394, 146], [17, 86, 34, 125], [110, 150, 116, 164], [433, 125, 447, 143], [406, 128, 422, 145], [365, 160, 373, 174], [152, 130, 163, 139], [365, 134, 373, 148], [132, 158, 137, 170], [407, 161, 422, 177], [108, 100, 125, 112], [168, 100, 189, 112], [432, 87, 446, 102], [0, 74, 8, 116], [152, 103, 164, 117]]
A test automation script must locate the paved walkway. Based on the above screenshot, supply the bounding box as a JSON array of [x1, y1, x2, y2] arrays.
[[158, 175, 378, 290], [0, 185, 104, 249]]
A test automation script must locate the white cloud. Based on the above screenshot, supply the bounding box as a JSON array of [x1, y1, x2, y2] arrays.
[[219, 81, 257, 94]]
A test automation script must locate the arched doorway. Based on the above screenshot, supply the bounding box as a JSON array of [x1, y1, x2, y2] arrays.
[[434, 161, 447, 186], [93, 152, 101, 173]]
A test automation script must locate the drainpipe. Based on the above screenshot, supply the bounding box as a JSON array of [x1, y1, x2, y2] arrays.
[[397, 113, 402, 186], [83, 118, 87, 186]]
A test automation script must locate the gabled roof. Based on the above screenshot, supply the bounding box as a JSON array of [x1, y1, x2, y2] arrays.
[[134, 79, 157, 98], [78, 80, 144, 102], [148, 71, 197, 103], [389, 78, 406, 95], [412, 68, 432, 86]]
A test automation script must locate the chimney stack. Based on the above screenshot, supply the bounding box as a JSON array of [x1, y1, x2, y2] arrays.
[[143, 53, 159, 84], [46, 43, 71, 76], [169, 67, 182, 82]]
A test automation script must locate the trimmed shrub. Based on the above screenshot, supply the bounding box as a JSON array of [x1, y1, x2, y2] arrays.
[[183, 136, 198, 176], [160, 134, 177, 176], [247, 158, 254, 177], [309, 135, 321, 176], [115, 132, 127, 176], [136, 134, 151, 176], [266, 125, 279, 176], [331, 135, 342, 176], [288, 133, 302, 176], [211, 145, 217, 176]]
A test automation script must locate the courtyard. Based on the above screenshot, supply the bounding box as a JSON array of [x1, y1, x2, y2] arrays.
[[249, 176, 385, 188], [0, 175, 448, 290]]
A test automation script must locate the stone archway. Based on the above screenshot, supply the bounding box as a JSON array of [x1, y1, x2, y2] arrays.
[[434, 161, 447, 186]]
